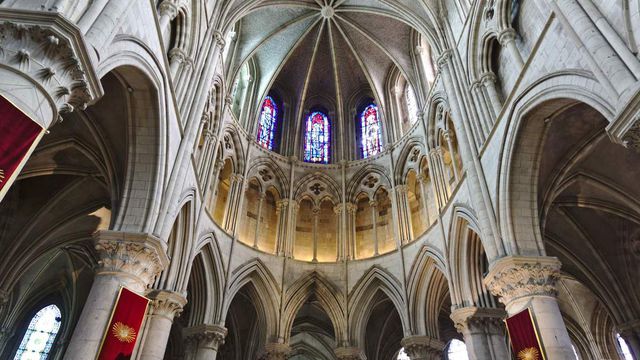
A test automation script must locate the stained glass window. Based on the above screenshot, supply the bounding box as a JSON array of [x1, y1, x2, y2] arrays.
[[405, 86, 418, 124], [361, 104, 383, 158], [257, 96, 278, 150], [14, 305, 62, 360], [304, 111, 330, 163]]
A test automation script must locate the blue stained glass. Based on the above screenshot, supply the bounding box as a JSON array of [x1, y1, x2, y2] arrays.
[[304, 111, 330, 163], [14, 305, 62, 360], [257, 96, 278, 150], [361, 104, 383, 158]]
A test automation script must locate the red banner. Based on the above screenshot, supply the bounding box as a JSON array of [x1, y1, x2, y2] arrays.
[[0, 95, 45, 200], [506, 308, 546, 360], [98, 287, 150, 360]]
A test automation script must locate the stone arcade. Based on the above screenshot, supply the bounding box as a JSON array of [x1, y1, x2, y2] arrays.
[[0, 1, 640, 360]]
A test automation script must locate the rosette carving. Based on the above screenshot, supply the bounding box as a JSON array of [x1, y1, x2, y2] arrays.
[[484, 256, 561, 306]]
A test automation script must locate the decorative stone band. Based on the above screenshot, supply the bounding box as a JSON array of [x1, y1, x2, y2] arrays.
[[483, 256, 562, 306], [0, 9, 101, 127], [400, 335, 445, 359], [260, 342, 291, 360], [146, 290, 188, 319], [450, 306, 507, 334], [93, 230, 169, 289], [183, 324, 228, 350], [334, 346, 366, 360]]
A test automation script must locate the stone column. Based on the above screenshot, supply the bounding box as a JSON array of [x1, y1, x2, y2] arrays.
[[416, 175, 431, 226], [429, 149, 448, 207], [469, 80, 492, 135], [395, 185, 412, 244], [369, 200, 379, 256], [286, 201, 299, 258], [346, 203, 357, 260], [275, 199, 289, 256], [312, 205, 320, 261], [224, 174, 243, 232], [260, 342, 291, 360], [139, 290, 187, 360], [618, 321, 640, 359], [253, 192, 266, 249], [400, 335, 445, 360], [484, 256, 574, 359], [450, 307, 509, 360], [65, 231, 169, 360], [498, 28, 524, 70], [168, 47, 187, 77], [183, 324, 227, 360], [334, 346, 366, 360], [334, 204, 346, 260], [480, 72, 502, 118], [158, 0, 178, 34], [442, 130, 460, 183]]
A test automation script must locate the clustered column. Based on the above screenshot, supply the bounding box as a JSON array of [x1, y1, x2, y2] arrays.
[[275, 199, 290, 256], [346, 203, 358, 259], [416, 174, 431, 225], [395, 185, 412, 244], [183, 324, 227, 360], [400, 335, 445, 360], [479, 72, 502, 118], [450, 307, 509, 360], [484, 256, 575, 359], [428, 148, 449, 207], [369, 200, 379, 256], [223, 174, 244, 232], [65, 231, 169, 359]]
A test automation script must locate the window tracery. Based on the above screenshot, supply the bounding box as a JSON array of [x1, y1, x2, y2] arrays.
[[14, 305, 62, 360], [257, 96, 278, 150], [304, 111, 330, 164], [361, 104, 383, 158]]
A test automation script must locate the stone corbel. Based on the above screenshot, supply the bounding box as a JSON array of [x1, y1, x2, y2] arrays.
[[0, 9, 102, 128]]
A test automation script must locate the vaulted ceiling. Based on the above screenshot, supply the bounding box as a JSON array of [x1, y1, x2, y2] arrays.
[[224, 0, 442, 131]]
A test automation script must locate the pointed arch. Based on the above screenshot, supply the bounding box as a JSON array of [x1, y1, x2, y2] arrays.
[[348, 266, 409, 345]]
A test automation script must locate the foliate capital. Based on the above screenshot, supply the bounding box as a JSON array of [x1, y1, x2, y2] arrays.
[[450, 306, 506, 334], [484, 256, 561, 306], [158, 0, 179, 19], [147, 290, 187, 318], [260, 342, 291, 360], [498, 28, 518, 46], [436, 49, 452, 68], [480, 71, 498, 85], [183, 324, 228, 350], [334, 347, 366, 360], [93, 230, 169, 288], [0, 9, 102, 127], [214, 30, 226, 49], [400, 335, 445, 359]]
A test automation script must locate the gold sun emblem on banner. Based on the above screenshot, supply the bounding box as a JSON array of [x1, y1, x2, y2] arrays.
[[517, 347, 540, 360], [112, 321, 137, 343]]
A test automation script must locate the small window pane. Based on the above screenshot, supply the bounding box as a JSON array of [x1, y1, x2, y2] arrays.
[[616, 333, 634, 360], [304, 111, 330, 164], [257, 96, 278, 150], [448, 339, 469, 360], [361, 104, 383, 158], [14, 305, 62, 360]]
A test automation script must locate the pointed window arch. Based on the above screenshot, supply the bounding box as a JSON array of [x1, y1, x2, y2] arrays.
[[361, 104, 383, 158], [257, 96, 278, 150], [14, 304, 62, 359], [304, 111, 330, 163]]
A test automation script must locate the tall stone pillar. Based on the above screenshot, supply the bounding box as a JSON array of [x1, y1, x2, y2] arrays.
[[395, 185, 412, 244], [334, 346, 366, 360], [65, 231, 169, 359], [346, 203, 357, 260], [260, 342, 290, 360], [480, 72, 502, 118], [275, 199, 290, 256], [450, 307, 509, 360], [400, 335, 444, 360], [484, 256, 574, 359], [139, 290, 187, 360], [157, 0, 179, 34], [183, 324, 227, 360], [334, 204, 346, 260], [442, 130, 460, 183]]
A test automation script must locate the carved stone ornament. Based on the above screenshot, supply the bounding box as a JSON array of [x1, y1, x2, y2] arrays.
[[400, 335, 445, 360], [334, 347, 366, 360], [147, 290, 188, 318], [0, 9, 101, 124], [484, 256, 561, 306], [260, 342, 291, 360], [449, 306, 506, 334], [93, 230, 169, 288], [183, 324, 228, 350], [621, 119, 640, 153]]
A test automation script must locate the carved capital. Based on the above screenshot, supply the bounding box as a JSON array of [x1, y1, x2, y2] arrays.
[[93, 230, 169, 288], [400, 335, 445, 360], [158, 0, 179, 20], [450, 306, 506, 335], [147, 290, 187, 319], [621, 119, 640, 152], [480, 71, 498, 86], [214, 30, 226, 49], [498, 28, 518, 46], [436, 49, 452, 69], [260, 342, 291, 360], [168, 47, 187, 64], [484, 256, 561, 306], [0, 10, 101, 127], [334, 347, 366, 360], [183, 324, 228, 350], [395, 184, 408, 195]]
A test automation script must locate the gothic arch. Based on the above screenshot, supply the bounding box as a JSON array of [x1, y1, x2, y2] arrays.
[[347, 165, 392, 202], [348, 266, 409, 346]]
